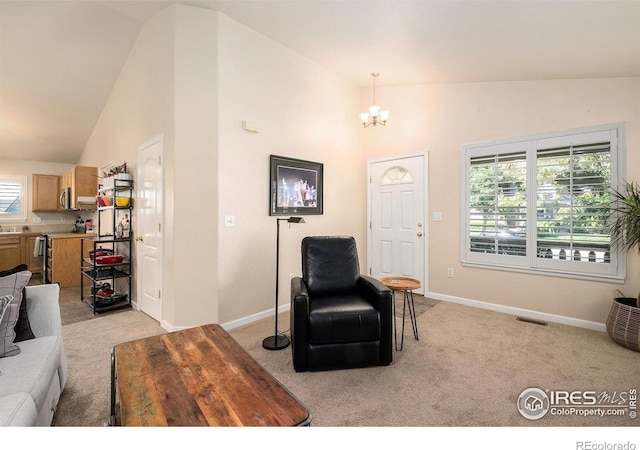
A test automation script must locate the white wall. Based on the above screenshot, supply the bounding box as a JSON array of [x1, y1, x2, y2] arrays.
[[361, 78, 640, 325], [216, 14, 363, 324], [79, 5, 179, 324], [78, 5, 364, 328]]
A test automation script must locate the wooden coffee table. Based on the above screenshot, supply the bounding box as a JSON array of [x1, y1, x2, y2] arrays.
[[380, 276, 421, 351], [110, 323, 311, 426]]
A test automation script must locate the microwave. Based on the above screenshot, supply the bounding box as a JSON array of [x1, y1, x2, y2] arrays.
[[59, 186, 71, 210]]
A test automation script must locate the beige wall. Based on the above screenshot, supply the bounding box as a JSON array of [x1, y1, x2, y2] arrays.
[[78, 5, 364, 329], [216, 14, 363, 324], [362, 78, 640, 325], [76, 2, 640, 329], [79, 6, 180, 325]]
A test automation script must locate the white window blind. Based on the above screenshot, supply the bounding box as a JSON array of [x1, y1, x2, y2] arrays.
[[461, 124, 624, 281], [0, 175, 27, 222]]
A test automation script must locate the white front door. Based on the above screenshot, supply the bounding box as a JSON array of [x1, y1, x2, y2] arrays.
[[136, 135, 163, 322], [368, 153, 427, 294]]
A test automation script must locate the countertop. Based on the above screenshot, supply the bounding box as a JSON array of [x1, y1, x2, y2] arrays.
[[47, 233, 97, 239]]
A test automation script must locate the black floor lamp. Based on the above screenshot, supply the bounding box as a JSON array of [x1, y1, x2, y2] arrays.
[[262, 216, 305, 351]]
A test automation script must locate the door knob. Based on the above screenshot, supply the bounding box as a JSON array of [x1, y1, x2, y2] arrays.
[[417, 232, 423, 237], [135, 236, 143, 242], [417, 222, 423, 227]]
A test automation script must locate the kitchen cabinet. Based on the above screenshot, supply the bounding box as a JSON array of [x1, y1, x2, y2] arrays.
[[0, 233, 43, 274], [47, 234, 94, 287], [81, 178, 133, 314], [32, 174, 61, 212], [59, 166, 98, 210], [0, 236, 22, 272]]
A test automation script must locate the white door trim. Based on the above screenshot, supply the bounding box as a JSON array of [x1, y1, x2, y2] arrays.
[[367, 151, 429, 292]]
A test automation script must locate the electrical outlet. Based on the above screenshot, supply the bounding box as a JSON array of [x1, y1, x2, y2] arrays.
[[32, 216, 42, 223], [224, 215, 235, 227], [447, 268, 454, 278]]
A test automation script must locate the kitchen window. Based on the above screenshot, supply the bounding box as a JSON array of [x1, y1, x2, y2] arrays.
[[0, 175, 27, 222], [461, 123, 625, 282]]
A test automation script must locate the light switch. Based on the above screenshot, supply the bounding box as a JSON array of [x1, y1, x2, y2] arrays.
[[224, 215, 235, 227], [432, 212, 443, 222]]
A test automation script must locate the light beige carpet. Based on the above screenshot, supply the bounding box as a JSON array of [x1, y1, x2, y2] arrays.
[[52, 309, 165, 426], [230, 301, 639, 427], [52, 301, 639, 427]]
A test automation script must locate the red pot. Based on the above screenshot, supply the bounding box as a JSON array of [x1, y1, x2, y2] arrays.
[[95, 255, 124, 264]]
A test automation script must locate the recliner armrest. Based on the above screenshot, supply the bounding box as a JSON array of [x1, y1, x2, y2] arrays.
[[357, 275, 393, 365], [291, 277, 310, 371], [357, 275, 392, 309]]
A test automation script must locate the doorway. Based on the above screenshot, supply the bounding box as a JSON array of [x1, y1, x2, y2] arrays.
[[136, 135, 163, 322], [368, 153, 428, 294]]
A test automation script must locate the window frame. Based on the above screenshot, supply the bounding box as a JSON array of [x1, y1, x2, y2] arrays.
[[460, 123, 626, 282], [0, 175, 28, 223]]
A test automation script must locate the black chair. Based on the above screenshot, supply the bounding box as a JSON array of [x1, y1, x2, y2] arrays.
[[290, 236, 393, 372]]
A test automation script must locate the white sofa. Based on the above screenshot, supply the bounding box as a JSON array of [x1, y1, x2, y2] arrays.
[[0, 284, 67, 426]]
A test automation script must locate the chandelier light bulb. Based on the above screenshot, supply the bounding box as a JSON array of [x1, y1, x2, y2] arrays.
[[360, 73, 389, 128]]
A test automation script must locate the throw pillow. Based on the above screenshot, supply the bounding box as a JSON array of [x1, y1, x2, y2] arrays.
[[0, 294, 21, 357], [0, 270, 32, 357], [0, 265, 35, 342], [0, 295, 13, 370], [0, 295, 12, 323]]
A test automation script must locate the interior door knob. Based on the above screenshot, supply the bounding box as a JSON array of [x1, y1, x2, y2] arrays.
[[417, 232, 423, 237], [135, 236, 143, 242]]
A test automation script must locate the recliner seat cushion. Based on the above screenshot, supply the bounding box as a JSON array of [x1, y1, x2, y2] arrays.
[[308, 295, 381, 344]]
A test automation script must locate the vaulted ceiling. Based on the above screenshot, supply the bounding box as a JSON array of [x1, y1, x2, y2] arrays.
[[1, 0, 639, 164]]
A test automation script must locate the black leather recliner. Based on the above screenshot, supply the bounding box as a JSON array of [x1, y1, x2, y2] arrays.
[[290, 236, 393, 372]]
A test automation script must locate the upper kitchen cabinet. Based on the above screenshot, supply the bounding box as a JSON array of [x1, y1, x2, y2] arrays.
[[59, 166, 98, 210], [32, 174, 61, 211]]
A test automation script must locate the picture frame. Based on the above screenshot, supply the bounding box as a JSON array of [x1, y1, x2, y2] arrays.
[[270, 155, 323, 216]]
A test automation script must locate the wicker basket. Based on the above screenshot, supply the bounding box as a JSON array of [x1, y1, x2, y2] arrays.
[[606, 292, 640, 352]]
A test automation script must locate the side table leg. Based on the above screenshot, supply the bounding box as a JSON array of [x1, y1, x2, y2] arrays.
[[399, 289, 409, 351], [392, 290, 399, 351], [408, 290, 419, 340]]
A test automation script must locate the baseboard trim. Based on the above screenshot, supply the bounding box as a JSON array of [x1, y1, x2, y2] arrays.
[[427, 291, 606, 332], [159, 294, 606, 334], [222, 303, 291, 331]]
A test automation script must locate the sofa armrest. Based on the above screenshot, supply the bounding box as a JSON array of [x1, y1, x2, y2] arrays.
[[24, 284, 62, 339]]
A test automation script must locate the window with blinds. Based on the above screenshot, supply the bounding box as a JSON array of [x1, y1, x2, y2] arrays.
[[469, 152, 527, 257], [0, 175, 27, 222], [461, 123, 624, 281], [536, 142, 611, 265]]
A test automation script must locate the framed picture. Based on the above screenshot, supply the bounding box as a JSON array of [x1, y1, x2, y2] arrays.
[[270, 155, 323, 216]]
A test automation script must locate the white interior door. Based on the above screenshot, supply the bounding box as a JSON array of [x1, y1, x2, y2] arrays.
[[368, 153, 427, 294], [136, 135, 163, 322]]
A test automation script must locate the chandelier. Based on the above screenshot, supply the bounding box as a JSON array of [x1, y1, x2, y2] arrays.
[[359, 72, 389, 128]]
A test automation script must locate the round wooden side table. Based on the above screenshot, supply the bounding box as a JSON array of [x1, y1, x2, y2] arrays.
[[380, 276, 421, 351]]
